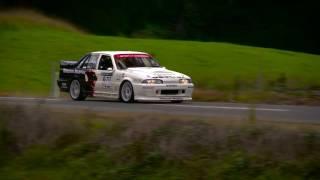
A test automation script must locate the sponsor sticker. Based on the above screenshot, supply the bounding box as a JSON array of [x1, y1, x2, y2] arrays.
[[114, 54, 151, 58], [166, 85, 178, 87], [160, 97, 183, 100], [103, 76, 112, 82]]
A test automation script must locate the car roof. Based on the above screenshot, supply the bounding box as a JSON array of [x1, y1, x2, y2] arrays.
[[91, 51, 148, 56]]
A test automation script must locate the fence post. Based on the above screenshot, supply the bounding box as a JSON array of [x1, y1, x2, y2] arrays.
[[50, 63, 60, 98]]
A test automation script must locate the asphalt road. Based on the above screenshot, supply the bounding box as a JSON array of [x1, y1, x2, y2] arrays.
[[0, 96, 319, 124]]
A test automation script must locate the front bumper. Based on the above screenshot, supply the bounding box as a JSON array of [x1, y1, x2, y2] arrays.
[[57, 79, 69, 92], [133, 83, 194, 101]]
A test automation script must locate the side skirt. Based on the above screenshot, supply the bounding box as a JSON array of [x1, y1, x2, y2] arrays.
[[93, 92, 119, 99]]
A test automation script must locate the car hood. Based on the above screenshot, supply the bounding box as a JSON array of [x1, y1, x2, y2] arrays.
[[126, 67, 189, 79]]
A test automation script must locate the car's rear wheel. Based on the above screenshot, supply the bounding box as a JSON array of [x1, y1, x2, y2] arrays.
[[69, 79, 86, 101], [120, 81, 134, 103]]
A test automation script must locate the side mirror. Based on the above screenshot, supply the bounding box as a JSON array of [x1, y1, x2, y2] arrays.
[[107, 67, 113, 71]]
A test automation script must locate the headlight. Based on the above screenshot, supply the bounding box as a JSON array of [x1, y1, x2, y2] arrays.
[[142, 79, 163, 84], [179, 79, 192, 84]]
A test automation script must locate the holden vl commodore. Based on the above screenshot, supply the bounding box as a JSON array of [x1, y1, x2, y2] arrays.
[[57, 51, 194, 103]]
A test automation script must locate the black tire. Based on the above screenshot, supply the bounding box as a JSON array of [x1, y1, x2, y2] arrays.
[[69, 79, 87, 101], [120, 81, 134, 103]]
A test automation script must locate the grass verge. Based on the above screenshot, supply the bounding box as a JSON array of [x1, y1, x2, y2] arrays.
[[0, 104, 319, 179]]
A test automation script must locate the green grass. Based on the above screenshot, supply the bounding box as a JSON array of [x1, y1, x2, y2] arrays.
[[1, 10, 320, 102], [1, 104, 320, 180]]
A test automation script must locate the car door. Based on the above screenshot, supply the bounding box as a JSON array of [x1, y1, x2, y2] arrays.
[[75, 54, 99, 96], [95, 55, 117, 96]]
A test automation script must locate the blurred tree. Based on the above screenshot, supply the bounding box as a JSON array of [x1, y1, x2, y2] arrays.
[[1, 0, 319, 54]]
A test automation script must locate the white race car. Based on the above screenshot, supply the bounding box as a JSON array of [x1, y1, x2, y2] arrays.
[[57, 51, 194, 103]]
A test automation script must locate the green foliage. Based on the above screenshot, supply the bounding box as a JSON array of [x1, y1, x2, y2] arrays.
[[1, 12, 320, 101], [0, 105, 320, 179]]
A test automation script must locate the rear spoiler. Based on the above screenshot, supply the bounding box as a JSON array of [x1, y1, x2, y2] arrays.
[[60, 60, 78, 69]]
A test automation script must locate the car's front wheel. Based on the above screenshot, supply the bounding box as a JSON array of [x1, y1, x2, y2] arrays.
[[120, 81, 134, 103], [69, 79, 86, 101]]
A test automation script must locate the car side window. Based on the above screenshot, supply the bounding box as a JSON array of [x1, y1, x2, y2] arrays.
[[78, 55, 89, 68], [98, 55, 113, 70], [82, 55, 99, 69]]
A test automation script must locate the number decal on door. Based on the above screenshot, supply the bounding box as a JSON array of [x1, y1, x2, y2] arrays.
[[103, 76, 111, 82]]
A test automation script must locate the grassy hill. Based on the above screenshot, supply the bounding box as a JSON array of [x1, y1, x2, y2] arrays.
[[1, 10, 320, 103]]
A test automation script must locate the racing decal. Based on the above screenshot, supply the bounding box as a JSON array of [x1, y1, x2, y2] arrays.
[[101, 72, 113, 77], [63, 68, 86, 75], [61, 82, 68, 88], [85, 71, 97, 96], [103, 76, 112, 82], [101, 72, 113, 89], [62, 68, 75, 73], [166, 85, 178, 87], [114, 54, 151, 58]]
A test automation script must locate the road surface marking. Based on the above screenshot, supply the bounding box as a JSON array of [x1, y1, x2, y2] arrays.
[[155, 104, 290, 112], [0, 97, 59, 101], [0, 96, 289, 112]]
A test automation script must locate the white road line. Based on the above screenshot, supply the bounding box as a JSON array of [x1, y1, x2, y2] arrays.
[[155, 104, 290, 112], [0, 97, 59, 101], [0, 96, 289, 112]]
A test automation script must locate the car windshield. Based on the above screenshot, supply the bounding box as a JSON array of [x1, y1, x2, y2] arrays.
[[114, 54, 160, 69]]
